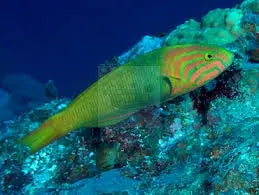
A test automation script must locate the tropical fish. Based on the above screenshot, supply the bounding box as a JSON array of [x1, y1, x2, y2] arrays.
[[20, 44, 234, 154]]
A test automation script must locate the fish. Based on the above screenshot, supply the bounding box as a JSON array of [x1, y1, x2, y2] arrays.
[[20, 44, 234, 154]]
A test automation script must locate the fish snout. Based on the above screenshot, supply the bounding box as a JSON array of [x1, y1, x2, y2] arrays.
[[221, 49, 234, 69]]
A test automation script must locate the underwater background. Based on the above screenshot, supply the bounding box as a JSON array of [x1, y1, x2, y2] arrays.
[[0, 0, 258, 194], [0, 0, 243, 97]]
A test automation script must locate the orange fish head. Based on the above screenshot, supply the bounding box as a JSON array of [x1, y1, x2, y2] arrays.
[[165, 44, 234, 96], [192, 45, 234, 87]]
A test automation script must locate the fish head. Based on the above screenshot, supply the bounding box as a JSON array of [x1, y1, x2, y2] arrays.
[[191, 45, 234, 86], [202, 45, 234, 70], [164, 44, 234, 96]]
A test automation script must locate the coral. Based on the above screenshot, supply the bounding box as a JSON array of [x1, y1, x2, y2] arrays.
[[191, 67, 242, 124], [241, 0, 259, 13], [98, 57, 120, 78], [242, 21, 257, 34], [202, 8, 244, 37], [118, 35, 163, 64], [165, 8, 244, 46], [243, 12, 259, 26], [1, 160, 32, 193], [201, 27, 237, 45], [165, 19, 201, 45], [96, 142, 121, 171]]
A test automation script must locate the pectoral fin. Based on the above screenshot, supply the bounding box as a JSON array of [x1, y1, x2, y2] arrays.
[[162, 75, 181, 95]]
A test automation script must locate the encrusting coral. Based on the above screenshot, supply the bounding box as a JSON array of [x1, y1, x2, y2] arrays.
[[165, 8, 244, 46], [241, 0, 259, 13]]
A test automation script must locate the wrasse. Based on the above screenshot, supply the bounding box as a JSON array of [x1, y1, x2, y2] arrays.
[[20, 44, 234, 154]]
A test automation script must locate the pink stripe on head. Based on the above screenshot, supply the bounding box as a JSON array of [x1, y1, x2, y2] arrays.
[[196, 70, 219, 85], [190, 61, 224, 83], [174, 53, 203, 78], [164, 46, 202, 75], [183, 59, 204, 79]]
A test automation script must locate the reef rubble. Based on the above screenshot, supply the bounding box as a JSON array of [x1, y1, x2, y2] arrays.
[[0, 0, 258, 194]]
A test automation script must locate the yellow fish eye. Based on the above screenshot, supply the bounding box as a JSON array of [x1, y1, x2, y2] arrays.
[[205, 53, 214, 61]]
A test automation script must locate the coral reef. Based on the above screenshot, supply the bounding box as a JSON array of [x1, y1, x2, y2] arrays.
[[165, 8, 244, 46], [118, 35, 163, 64], [0, 0, 258, 194], [241, 0, 259, 13]]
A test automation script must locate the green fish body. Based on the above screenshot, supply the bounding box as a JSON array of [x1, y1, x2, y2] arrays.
[[20, 44, 234, 153]]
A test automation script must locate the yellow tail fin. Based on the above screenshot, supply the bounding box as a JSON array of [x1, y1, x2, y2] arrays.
[[20, 120, 61, 154]]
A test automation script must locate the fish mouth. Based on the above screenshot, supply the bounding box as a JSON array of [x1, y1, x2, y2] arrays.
[[228, 52, 234, 65], [223, 49, 234, 67]]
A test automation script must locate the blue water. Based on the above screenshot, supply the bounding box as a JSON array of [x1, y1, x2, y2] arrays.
[[0, 0, 243, 96]]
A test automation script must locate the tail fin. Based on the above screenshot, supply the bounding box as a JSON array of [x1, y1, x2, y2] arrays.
[[20, 120, 61, 154]]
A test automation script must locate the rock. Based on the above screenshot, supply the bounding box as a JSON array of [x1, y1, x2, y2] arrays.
[[118, 35, 163, 64], [0, 89, 9, 108], [0, 89, 14, 121], [1, 73, 46, 114], [96, 142, 121, 171]]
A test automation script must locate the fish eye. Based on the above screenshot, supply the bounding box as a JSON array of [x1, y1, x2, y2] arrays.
[[205, 53, 214, 61]]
